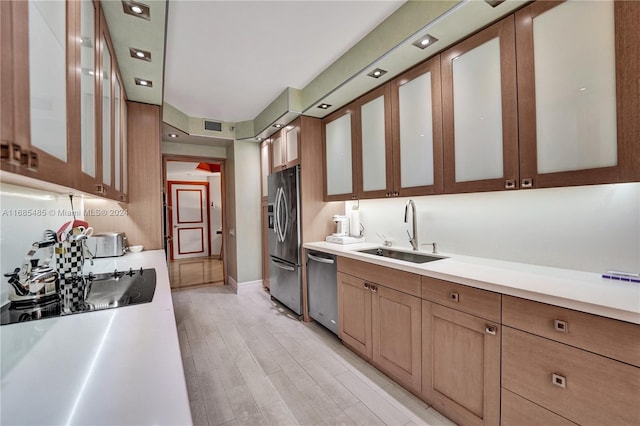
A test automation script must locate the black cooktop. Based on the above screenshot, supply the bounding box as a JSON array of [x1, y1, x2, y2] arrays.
[[1, 268, 156, 326]]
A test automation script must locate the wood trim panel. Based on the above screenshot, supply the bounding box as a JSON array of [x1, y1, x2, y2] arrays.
[[322, 103, 359, 201], [422, 301, 501, 426], [1, 1, 15, 149], [176, 227, 205, 255], [503, 295, 640, 367], [614, 0, 640, 183], [123, 101, 162, 249], [354, 83, 393, 199], [421, 276, 501, 323], [502, 326, 640, 426], [442, 15, 519, 194], [390, 55, 444, 197], [501, 388, 578, 426], [337, 256, 421, 297]]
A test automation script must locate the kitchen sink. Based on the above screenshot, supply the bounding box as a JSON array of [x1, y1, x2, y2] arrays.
[[357, 248, 446, 264]]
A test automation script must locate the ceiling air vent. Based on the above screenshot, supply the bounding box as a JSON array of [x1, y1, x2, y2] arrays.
[[204, 120, 222, 132]]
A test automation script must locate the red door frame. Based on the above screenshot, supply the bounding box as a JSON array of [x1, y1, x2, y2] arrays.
[[167, 180, 211, 261]]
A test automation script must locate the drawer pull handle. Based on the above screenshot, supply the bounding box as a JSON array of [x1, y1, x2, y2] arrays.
[[485, 325, 497, 335], [505, 179, 516, 189], [552, 373, 567, 388], [554, 320, 568, 333], [364, 283, 370, 290], [449, 292, 459, 302]]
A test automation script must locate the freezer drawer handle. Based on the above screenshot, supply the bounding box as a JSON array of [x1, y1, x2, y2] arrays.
[[308, 254, 335, 264], [271, 259, 295, 271]]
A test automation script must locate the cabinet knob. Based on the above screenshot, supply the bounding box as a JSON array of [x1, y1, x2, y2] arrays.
[[485, 325, 497, 335], [29, 151, 38, 170], [521, 178, 533, 188], [352, 194, 357, 199], [370, 285, 377, 293], [552, 373, 567, 388], [385, 192, 390, 198], [393, 191, 399, 197], [1, 143, 9, 160], [505, 179, 516, 189], [449, 292, 459, 302], [553, 319, 568, 333], [364, 283, 370, 290]]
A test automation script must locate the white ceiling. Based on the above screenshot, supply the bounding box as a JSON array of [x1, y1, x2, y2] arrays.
[[163, 0, 405, 123]]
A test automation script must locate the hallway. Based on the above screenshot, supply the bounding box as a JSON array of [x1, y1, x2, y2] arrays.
[[170, 257, 225, 290], [172, 285, 456, 426]]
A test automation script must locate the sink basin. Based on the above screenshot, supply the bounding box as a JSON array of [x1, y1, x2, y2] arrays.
[[357, 248, 446, 264]]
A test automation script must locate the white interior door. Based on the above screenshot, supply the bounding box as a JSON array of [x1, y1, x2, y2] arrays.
[[170, 182, 209, 260]]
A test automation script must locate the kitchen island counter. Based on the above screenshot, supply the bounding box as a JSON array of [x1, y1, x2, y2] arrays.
[[304, 242, 640, 325], [0, 250, 192, 425]]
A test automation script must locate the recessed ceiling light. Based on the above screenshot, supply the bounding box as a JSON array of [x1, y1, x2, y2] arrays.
[[318, 103, 332, 110], [412, 34, 439, 50], [134, 78, 152, 87], [168, 133, 179, 138], [122, 0, 150, 20], [273, 124, 283, 129], [129, 47, 151, 62], [367, 68, 388, 79], [256, 137, 264, 142]]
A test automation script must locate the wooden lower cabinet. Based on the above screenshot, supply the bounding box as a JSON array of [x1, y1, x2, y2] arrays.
[[502, 327, 640, 426], [337, 272, 372, 358], [337, 271, 422, 392], [501, 388, 577, 426], [422, 301, 500, 426]]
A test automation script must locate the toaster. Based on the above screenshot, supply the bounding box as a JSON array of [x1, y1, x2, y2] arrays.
[[86, 232, 128, 258]]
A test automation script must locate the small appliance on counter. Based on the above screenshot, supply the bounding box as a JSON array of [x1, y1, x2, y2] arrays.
[[86, 232, 128, 258], [325, 213, 365, 244], [332, 215, 349, 236]]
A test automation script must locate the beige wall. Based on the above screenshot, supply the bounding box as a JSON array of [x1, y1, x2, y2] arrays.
[[224, 140, 262, 284]]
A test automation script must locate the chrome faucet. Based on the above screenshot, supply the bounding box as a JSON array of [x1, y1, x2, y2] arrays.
[[404, 199, 418, 251]]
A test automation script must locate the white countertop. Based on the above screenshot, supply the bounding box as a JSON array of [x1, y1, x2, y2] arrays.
[[0, 250, 192, 425], [305, 242, 640, 324]]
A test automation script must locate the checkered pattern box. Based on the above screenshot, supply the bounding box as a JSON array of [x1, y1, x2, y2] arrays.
[[55, 241, 86, 312]]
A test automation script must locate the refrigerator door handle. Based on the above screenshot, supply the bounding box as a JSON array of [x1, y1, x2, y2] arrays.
[[271, 258, 295, 271], [281, 188, 289, 242], [274, 187, 282, 242], [308, 253, 335, 264], [277, 187, 285, 243]]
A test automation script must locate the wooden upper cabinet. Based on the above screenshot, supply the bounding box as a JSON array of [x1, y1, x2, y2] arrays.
[[391, 55, 444, 197], [271, 129, 283, 170], [442, 15, 519, 193], [355, 84, 393, 199], [323, 104, 358, 201], [283, 120, 300, 169], [516, 0, 640, 188], [1, 0, 74, 187]]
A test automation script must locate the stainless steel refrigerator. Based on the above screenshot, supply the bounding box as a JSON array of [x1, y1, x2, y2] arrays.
[[268, 165, 302, 315]]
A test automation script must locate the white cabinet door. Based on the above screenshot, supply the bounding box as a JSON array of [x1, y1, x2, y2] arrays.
[[358, 85, 392, 198], [324, 108, 356, 200], [392, 56, 443, 197], [442, 15, 518, 193]]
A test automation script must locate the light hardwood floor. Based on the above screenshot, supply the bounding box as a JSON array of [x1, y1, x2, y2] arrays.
[[170, 257, 224, 290], [172, 285, 457, 426]]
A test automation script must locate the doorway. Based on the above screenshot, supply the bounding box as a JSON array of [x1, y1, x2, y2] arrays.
[[163, 155, 226, 289]]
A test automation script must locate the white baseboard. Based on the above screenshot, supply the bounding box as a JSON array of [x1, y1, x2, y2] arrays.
[[228, 277, 263, 294]]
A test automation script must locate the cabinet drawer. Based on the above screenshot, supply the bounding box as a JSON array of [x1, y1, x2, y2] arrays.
[[421, 277, 501, 322], [502, 327, 640, 426], [503, 295, 640, 367], [337, 257, 421, 297], [501, 388, 576, 426]]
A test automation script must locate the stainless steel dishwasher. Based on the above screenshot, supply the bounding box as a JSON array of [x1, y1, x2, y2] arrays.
[[306, 250, 338, 335]]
